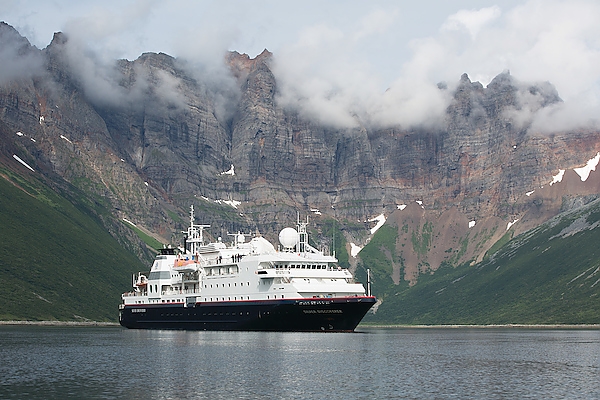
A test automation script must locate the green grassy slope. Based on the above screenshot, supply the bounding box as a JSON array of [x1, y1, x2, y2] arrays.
[[362, 200, 600, 325], [0, 169, 145, 322]]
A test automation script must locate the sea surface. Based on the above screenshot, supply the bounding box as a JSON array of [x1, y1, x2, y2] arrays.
[[0, 325, 599, 399]]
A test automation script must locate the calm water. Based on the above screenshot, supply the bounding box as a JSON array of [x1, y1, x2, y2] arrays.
[[0, 326, 599, 399]]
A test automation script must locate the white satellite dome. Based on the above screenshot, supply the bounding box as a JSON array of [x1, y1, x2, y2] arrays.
[[237, 233, 246, 243], [279, 227, 299, 248]]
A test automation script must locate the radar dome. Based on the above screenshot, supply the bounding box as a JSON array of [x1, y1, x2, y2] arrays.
[[237, 234, 245, 243], [279, 227, 299, 248]]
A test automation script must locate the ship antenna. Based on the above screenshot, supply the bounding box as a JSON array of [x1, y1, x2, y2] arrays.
[[367, 268, 372, 297], [332, 218, 335, 257], [190, 205, 195, 229], [185, 205, 210, 254]]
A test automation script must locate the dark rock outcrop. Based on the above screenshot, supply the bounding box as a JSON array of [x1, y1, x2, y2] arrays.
[[2, 22, 600, 283]]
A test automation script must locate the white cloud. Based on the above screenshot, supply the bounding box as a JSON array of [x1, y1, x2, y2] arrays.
[[441, 6, 501, 39], [0, 23, 44, 84], [353, 8, 398, 41], [271, 1, 600, 132], [4, 0, 600, 133]]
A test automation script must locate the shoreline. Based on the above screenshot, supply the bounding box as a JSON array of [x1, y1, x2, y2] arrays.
[[0, 320, 120, 327], [1, 321, 598, 329], [359, 323, 600, 330]]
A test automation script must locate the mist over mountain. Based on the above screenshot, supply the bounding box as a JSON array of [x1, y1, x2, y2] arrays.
[[2, 20, 600, 297]]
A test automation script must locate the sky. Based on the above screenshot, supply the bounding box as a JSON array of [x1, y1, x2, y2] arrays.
[[2, 0, 600, 132]]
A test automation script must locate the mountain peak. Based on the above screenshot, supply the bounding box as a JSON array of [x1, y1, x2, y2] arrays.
[[226, 49, 272, 81], [0, 21, 36, 51], [49, 31, 68, 47]]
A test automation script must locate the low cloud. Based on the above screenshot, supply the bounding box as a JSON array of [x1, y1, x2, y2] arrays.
[[170, 18, 241, 124], [6, 0, 600, 134], [55, 2, 238, 121], [441, 6, 501, 40], [0, 23, 44, 85], [272, 0, 600, 133]]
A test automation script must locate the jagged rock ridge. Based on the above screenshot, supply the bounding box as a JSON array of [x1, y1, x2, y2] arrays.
[[1, 22, 600, 285]]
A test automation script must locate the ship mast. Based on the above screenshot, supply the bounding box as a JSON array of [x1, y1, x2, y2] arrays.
[[296, 214, 320, 254], [185, 205, 210, 254], [297, 213, 308, 253]]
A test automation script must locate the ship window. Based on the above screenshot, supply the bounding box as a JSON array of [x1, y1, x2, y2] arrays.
[[241, 282, 243, 286], [149, 286, 152, 293]]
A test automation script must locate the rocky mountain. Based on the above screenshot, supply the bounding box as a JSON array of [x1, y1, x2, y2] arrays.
[[2, 21, 600, 289], [364, 192, 600, 324]]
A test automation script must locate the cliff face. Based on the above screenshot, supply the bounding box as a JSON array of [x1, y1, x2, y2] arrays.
[[2, 23, 600, 284]]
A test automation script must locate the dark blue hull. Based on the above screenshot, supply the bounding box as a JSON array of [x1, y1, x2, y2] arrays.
[[119, 296, 376, 332]]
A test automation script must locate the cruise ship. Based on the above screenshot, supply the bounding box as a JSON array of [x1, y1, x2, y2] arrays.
[[119, 206, 376, 331]]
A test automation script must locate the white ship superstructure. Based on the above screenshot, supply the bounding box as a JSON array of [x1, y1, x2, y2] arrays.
[[119, 206, 375, 331]]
